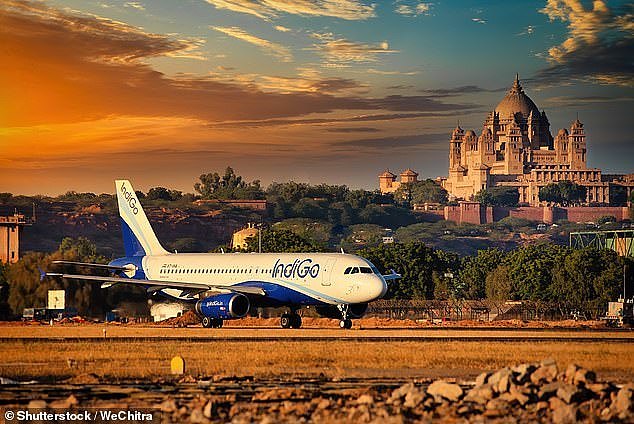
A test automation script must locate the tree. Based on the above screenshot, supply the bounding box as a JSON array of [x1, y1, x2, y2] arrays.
[[195, 167, 264, 200], [395, 179, 449, 205], [7, 238, 109, 317], [485, 266, 512, 300], [474, 187, 519, 207], [551, 248, 629, 308], [459, 248, 506, 299], [147, 187, 173, 201], [244, 229, 320, 253], [539, 181, 587, 206], [359, 242, 455, 299], [503, 244, 568, 301]]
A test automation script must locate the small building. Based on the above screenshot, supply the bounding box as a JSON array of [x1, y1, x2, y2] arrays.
[[379, 169, 419, 194], [0, 213, 28, 263], [231, 223, 259, 250]]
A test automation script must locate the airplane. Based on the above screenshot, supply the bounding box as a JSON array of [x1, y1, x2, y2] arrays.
[[43, 180, 400, 329]]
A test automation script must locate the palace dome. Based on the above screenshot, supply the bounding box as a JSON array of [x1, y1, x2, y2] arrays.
[[495, 75, 540, 118]]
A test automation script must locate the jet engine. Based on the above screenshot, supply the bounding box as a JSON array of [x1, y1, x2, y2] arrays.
[[195, 293, 250, 320], [315, 303, 368, 319]]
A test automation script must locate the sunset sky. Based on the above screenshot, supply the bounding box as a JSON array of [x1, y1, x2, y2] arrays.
[[1, 0, 632, 195]]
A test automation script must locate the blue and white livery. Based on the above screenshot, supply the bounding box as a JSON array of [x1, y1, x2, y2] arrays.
[[45, 180, 398, 329]]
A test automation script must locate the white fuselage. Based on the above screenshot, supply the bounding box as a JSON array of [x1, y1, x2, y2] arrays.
[[139, 252, 387, 305]]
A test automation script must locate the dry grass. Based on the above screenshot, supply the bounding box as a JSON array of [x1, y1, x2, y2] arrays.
[[0, 339, 632, 383]]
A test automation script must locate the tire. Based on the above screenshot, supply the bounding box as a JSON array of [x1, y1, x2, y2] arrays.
[[340, 319, 352, 329], [280, 313, 292, 329], [290, 314, 302, 329], [201, 316, 212, 328]]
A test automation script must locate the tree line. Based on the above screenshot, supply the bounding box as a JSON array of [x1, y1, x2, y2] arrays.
[[0, 234, 630, 318]]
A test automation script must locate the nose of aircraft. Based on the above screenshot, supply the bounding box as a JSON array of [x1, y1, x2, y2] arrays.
[[373, 275, 388, 300]]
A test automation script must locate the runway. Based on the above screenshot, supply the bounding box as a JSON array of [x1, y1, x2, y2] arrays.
[[1, 326, 632, 343]]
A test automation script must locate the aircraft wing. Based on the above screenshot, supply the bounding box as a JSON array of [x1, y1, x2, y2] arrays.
[[43, 272, 266, 296]]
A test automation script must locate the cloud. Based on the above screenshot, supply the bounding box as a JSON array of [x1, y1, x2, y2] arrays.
[[516, 25, 535, 36], [543, 95, 634, 108], [471, 17, 486, 24], [124, 2, 145, 11], [534, 0, 634, 86], [203, 0, 375, 21], [326, 127, 380, 133], [274, 25, 291, 32], [420, 85, 506, 95], [211, 26, 292, 62], [334, 133, 447, 151], [394, 2, 432, 17], [311, 33, 398, 65], [367, 69, 419, 76]]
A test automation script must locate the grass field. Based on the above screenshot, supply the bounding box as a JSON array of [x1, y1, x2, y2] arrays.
[[0, 328, 632, 383]]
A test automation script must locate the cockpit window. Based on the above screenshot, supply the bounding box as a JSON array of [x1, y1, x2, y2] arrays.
[[344, 267, 352, 275], [350, 267, 359, 274], [360, 267, 373, 274]]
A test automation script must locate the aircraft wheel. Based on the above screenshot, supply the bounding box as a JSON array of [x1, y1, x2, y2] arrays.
[[290, 314, 302, 329], [201, 316, 212, 328], [280, 313, 292, 329], [339, 319, 352, 329], [211, 318, 223, 328]]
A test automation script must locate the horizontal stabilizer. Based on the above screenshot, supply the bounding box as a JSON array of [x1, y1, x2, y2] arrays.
[[383, 270, 402, 281], [52, 260, 131, 271]]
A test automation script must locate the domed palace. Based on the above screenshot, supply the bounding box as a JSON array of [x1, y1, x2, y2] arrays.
[[439, 75, 634, 206]]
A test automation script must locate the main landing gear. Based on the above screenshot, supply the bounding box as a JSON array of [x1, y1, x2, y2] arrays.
[[280, 311, 302, 329], [338, 304, 353, 329], [201, 316, 223, 328]]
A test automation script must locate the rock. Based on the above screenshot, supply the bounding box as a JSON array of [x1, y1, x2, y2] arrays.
[[614, 387, 633, 415], [203, 400, 214, 419], [403, 388, 425, 408], [27, 400, 47, 409], [159, 399, 177, 413], [556, 384, 585, 404], [509, 384, 530, 406], [464, 385, 494, 405], [484, 398, 510, 416], [586, 383, 611, 398], [573, 368, 596, 386], [387, 383, 414, 404], [189, 408, 207, 423], [427, 381, 463, 402], [511, 363, 536, 384], [551, 401, 578, 424], [313, 398, 331, 411], [474, 372, 490, 387], [356, 394, 374, 405], [531, 359, 558, 385], [49, 394, 79, 409], [538, 382, 563, 400], [488, 367, 511, 391]]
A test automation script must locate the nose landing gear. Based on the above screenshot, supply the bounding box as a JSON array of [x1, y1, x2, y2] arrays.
[[337, 304, 353, 329]]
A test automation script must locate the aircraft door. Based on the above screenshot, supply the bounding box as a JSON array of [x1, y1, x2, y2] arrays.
[[321, 259, 336, 286]]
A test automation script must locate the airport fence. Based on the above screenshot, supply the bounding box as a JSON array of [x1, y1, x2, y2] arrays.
[[366, 299, 606, 322]]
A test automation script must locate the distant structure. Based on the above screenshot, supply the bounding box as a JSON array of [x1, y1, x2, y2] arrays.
[[231, 223, 259, 250], [0, 213, 29, 264], [379, 169, 419, 194], [439, 75, 634, 206]]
